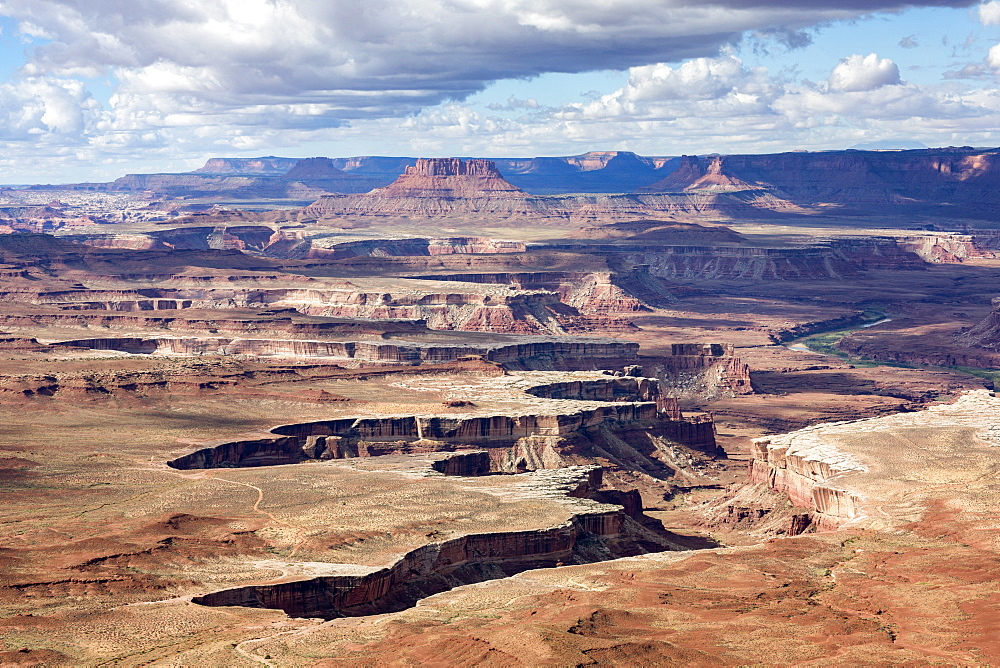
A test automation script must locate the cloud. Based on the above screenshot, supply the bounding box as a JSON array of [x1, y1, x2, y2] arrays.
[[945, 41, 1000, 77], [979, 0, 1000, 24], [487, 97, 542, 111], [828, 53, 901, 91], [0, 77, 99, 140], [0, 0, 981, 127], [454, 49, 996, 160], [898, 34, 919, 48]]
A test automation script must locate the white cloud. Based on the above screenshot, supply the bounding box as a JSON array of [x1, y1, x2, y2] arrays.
[[559, 56, 781, 123], [979, 0, 1000, 24], [0, 0, 975, 127], [828, 53, 901, 92], [0, 77, 99, 139], [400, 49, 997, 160]]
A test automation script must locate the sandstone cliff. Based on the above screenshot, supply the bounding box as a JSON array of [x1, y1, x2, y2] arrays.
[[304, 158, 568, 219], [167, 372, 719, 471], [749, 427, 865, 531], [190, 466, 689, 619]]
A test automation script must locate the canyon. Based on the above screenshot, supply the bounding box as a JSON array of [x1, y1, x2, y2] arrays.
[[1, 151, 1000, 665]]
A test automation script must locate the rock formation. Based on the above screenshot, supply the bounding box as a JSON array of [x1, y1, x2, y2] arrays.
[[304, 158, 564, 219], [640, 147, 1000, 216], [191, 466, 692, 619], [166, 371, 720, 471], [655, 343, 753, 398], [749, 428, 865, 531], [640, 155, 758, 193], [194, 157, 301, 175], [19, 147, 1000, 219]]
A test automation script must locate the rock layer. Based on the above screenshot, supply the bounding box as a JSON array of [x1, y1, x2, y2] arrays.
[[191, 466, 694, 619]]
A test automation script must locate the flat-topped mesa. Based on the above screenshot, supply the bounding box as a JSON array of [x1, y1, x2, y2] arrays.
[[194, 156, 300, 175], [303, 157, 559, 218], [280, 157, 349, 180], [407, 158, 503, 178], [372, 158, 527, 198]]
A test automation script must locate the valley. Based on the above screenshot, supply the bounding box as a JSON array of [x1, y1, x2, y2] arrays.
[[1, 151, 1000, 665]]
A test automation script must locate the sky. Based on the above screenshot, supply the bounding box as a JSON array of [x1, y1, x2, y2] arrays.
[[0, 0, 999, 183]]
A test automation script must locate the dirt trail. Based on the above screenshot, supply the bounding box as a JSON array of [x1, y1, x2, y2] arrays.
[[211, 475, 308, 557]]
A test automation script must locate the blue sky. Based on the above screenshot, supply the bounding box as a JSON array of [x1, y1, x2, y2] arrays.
[[0, 1, 997, 182]]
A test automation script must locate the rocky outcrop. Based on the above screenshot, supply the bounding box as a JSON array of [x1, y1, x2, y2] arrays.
[[191, 467, 693, 619], [523, 375, 662, 403], [192, 512, 623, 618], [404, 269, 679, 312], [167, 371, 718, 470], [19, 313, 425, 337], [430, 450, 493, 476], [168, 403, 662, 470], [354, 158, 527, 199], [304, 158, 568, 219], [639, 155, 758, 193], [654, 344, 753, 397], [749, 427, 865, 531], [53, 335, 638, 365], [287, 289, 570, 335], [896, 233, 983, 263], [280, 157, 348, 180]]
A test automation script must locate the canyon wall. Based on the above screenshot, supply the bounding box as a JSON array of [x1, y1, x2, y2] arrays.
[[167, 372, 719, 471], [192, 513, 626, 619], [53, 336, 639, 365], [190, 465, 687, 619], [748, 429, 865, 531], [655, 343, 754, 397], [167, 402, 662, 470]]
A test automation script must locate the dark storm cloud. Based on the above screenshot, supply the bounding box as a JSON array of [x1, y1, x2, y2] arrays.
[[0, 0, 984, 129]]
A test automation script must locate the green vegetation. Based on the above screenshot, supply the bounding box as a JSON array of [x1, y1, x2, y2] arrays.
[[788, 310, 1000, 388], [948, 365, 1000, 390], [787, 310, 888, 362]]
